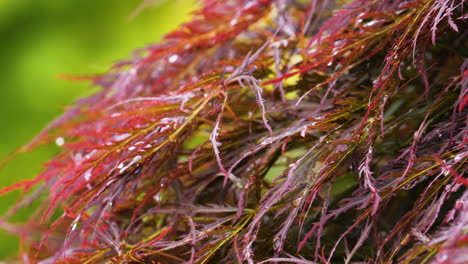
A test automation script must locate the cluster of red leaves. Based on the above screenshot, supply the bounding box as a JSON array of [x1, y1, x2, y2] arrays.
[[1, 0, 467, 263]]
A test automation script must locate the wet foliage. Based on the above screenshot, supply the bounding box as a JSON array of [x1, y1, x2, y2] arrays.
[[1, 0, 467, 263]]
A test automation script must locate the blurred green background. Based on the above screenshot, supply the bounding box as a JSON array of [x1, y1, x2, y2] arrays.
[[0, 0, 195, 259]]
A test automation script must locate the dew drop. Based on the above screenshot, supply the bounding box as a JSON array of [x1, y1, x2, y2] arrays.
[[273, 238, 281, 251], [73, 153, 83, 164], [153, 193, 162, 202], [442, 167, 450, 176], [160, 178, 169, 188], [229, 18, 238, 26], [85, 150, 97, 160], [83, 168, 92, 181], [111, 133, 131, 142], [438, 253, 448, 261], [244, 1, 256, 10], [168, 54, 179, 63], [261, 138, 274, 145], [364, 20, 379, 27], [55, 137, 65, 147], [308, 48, 318, 54], [128, 146, 137, 151]]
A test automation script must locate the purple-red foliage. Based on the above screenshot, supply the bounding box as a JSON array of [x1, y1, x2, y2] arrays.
[[1, 0, 467, 263]]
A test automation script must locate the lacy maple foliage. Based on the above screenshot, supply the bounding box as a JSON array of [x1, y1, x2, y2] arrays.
[[1, 0, 467, 263]]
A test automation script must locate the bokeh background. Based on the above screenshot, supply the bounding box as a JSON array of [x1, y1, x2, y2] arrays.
[[0, 0, 195, 259]]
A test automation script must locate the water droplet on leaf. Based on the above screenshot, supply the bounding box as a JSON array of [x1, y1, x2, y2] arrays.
[[55, 137, 65, 146], [168, 54, 179, 63], [128, 146, 137, 151], [83, 168, 92, 181], [454, 154, 463, 163]]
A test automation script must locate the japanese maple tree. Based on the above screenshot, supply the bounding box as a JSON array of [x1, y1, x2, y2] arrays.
[[1, 0, 467, 263]]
